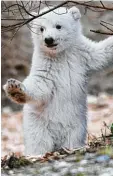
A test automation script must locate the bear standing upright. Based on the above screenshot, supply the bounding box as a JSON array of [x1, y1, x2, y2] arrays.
[[3, 6, 113, 155]]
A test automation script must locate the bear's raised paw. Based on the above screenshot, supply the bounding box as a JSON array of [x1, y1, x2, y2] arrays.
[[3, 78, 27, 104]]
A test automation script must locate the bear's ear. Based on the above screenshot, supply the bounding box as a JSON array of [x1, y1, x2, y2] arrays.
[[68, 7, 81, 20]]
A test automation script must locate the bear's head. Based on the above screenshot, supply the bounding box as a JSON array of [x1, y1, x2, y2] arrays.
[[30, 6, 82, 57]]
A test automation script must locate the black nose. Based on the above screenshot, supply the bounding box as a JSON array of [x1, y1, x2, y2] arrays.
[[45, 37, 54, 45]]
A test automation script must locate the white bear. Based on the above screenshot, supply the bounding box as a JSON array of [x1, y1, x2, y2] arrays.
[[3, 6, 113, 155]]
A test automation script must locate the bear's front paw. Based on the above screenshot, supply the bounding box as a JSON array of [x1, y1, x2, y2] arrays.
[[3, 78, 27, 104]]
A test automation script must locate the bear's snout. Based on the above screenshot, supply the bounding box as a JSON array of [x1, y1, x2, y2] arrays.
[[45, 37, 54, 45], [44, 37, 57, 48]]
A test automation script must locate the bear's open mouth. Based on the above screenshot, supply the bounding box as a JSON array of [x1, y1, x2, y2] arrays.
[[46, 44, 58, 48]]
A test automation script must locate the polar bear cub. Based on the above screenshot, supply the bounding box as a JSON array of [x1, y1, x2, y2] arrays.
[[3, 6, 113, 155]]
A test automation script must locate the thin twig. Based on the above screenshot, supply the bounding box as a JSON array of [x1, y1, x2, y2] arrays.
[[101, 20, 113, 27], [100, 1, 105, 8], [100, 22, 113, 32], [90, 29, 113, 35]]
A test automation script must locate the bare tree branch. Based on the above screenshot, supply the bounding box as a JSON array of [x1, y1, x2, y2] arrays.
[[1, 1, 113, 35], [90, 29, 113, 35], [100, 22, 113, 33]]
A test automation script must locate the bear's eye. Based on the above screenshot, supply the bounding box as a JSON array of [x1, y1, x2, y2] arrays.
[[56, 25, 62, 29], [40, 27, 44, 32]]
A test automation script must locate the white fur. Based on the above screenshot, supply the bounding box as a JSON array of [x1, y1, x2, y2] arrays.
[[9, 7, 113, 155]]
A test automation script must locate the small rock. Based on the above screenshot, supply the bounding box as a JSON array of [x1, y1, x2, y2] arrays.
[[70, 168, 78, 174], [16, 174, 24, 176], [96, 155, 110, 163], [43, 172, 56, 176], [60, 168, 69, 175], [102, 167, 113, 175], [80, 159, 88, 165], [8, 170, 14, 175], [77, 167, 85, 172], [65, 155, 76, 162], [84, 153, 96, 160], [109, 159, 113, 166], [54, 161, 71, 170], [99, 174, 111, 176], [39, 166, 51, 173], [51, 174, 61, 176]]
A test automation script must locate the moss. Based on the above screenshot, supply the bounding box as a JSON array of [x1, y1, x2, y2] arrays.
[[97, 146, 113, 157], [6, 156, 32, 169], [35, 170, 40, 174], [75, 152, 84, 162], [75, 156, 83, 162], [64, 174, 73, 176], [76, 173, 85, 176]]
